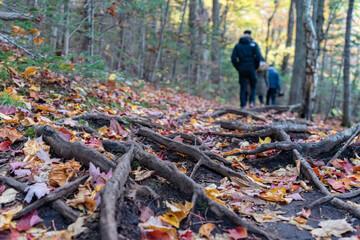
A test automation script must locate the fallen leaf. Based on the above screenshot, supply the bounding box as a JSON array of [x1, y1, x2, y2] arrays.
[[139, 206, 154, 223], [199, 223, 215, 238], [35, 104, 57, 113], [311, 219, 354, 238], [294, 216, 308, 224], [159, 201, 194, 228], [132, 167, 155, 181], [227, 226, 248, 240], [0, 141, 11, 152], [296, 208, 311, 219], [16, 210, 42, 231], [286, 193, 305, 201], [0, 127, 23, 143], [24, 182, 51, 203], [48, 160, 81, 187], [178, 229, 192, 240], [67, 216, 87, 236], [0, 188, 18, 204]]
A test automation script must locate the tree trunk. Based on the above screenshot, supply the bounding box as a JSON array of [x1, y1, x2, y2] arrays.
[[188, 0, 199, 84], [211, 0, 220, 84], [89, 0, 95, 58], [150, 0, 170, 83], [342, 0, 355, 126], [265, 0, 278, 61], [302, 0, 318, 120], [63, 0, 70, 56], [171, 0, 188, 82], [138, 18, 146, 79], [281, 0, 294, 75], [198, 0, 210, 84], [288, 0, 306, 105]]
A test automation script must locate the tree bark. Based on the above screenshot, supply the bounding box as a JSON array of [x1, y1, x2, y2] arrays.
[[188, 0, 199, 84], [265, 0, 278, 61], [342, 0, 355, 126], [150, 0, 171, 82], [288, 0, 306, 105], [63, 0, 70, 56], [171, 0, 188, 82], [0, 11, 33, 21], [281, 0, 294, 75], [211, 0, 220, 84], [302, 0, 318, 120]]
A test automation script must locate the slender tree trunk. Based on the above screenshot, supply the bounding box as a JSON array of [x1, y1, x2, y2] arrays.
[[265, 0, 278, 61], [117, 26, 126, 70], [211, 0, 220, 84], [138, 18, 146, 79], [342, 0, 355, 126], [150, 0, 170, 83], [88, 0, 95, 58], [171, 0, 188, 82], [63, 0, 70, 56], [281, 0, 294, 75], [288, 0, 306, 105], [198, 0, 210, 84], [219, 0, 229, 84], [302, 0, 318, 120], [188, 0, 199, 84]]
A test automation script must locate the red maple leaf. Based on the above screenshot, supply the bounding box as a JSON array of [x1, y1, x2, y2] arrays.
[[227, 227, 248, 240]]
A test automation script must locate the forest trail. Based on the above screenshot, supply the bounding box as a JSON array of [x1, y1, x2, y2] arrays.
[[0, 39, 360, 240]]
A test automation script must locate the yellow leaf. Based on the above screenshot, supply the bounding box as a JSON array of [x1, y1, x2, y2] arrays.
[[22, 67, 38, 78], [259, 137, 271, 146], [159, 201, 194, 228], [29, 85, 40, 91], [189, 118, 199, 126], [11, 25, 26, 37], [105, 44, 110, 51], [199, 223, 215, 238], [208, 117, 215, 122], [33, 36, 44, 45], [109, 74, 116, 80], [98, 125, 108, 134], [0, 1, 2, 4], [205, 189, 225, 205]]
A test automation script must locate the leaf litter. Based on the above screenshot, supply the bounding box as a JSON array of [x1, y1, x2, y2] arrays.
[[0, 39, 359, 240]]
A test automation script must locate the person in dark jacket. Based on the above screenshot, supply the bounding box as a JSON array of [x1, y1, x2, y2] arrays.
[[266, 65, 282, 105], [231, 30, 263, 108]]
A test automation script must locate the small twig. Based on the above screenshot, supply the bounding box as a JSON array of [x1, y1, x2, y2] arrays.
[[14, 175, 88, 219], [326, 125, 360, 166]]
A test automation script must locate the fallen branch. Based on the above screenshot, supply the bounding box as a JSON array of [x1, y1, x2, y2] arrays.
[[326, 125, 360, 165], [103, 140, 278, 239], [247, 104, 302, 113], [0, 175, 79, 222], [100, 146, 135, 240], [34, 125, 115, 171], [0, 11, 33, 21], [219, 121, 309, 133]]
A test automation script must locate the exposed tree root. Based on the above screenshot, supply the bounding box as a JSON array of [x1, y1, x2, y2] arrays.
[[209, 108, 266, 122], [326, 126, 360, 165], [102, 140, 278, 240], [72, 112, 168, 129], [226, 123, 360, 158], [137, 127, 252, 184], [219, 121, 309, 133], [34, 125, 115, 171], [246, 104, 302, 113], [166, 132, 210, 149], [14, 175, 88, 220], [0, 176, 79, 222], [100, 146, 135, 240]]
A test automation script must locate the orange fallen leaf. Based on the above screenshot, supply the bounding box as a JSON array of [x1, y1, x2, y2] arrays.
[[48, 160, 82, 187], [22, 67, 38, 78], [159, 201, 194, 228], [11, 25, 26, 37], [199, 223, 215, 238], [0, 127, 23, 143], [35, 104, 57, 113], [294, 216, 308, 224]]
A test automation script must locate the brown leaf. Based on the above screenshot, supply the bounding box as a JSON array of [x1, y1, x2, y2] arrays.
[[199, 223, 215, 238], [0, 127, 23, 143]]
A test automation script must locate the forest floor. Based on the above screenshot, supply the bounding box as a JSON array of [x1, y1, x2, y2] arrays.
[[0, 39, 360, 240]]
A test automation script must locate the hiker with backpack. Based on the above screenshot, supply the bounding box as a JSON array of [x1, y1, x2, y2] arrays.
[[231, 30, 264, 109], [266, 65, 283, 105]]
